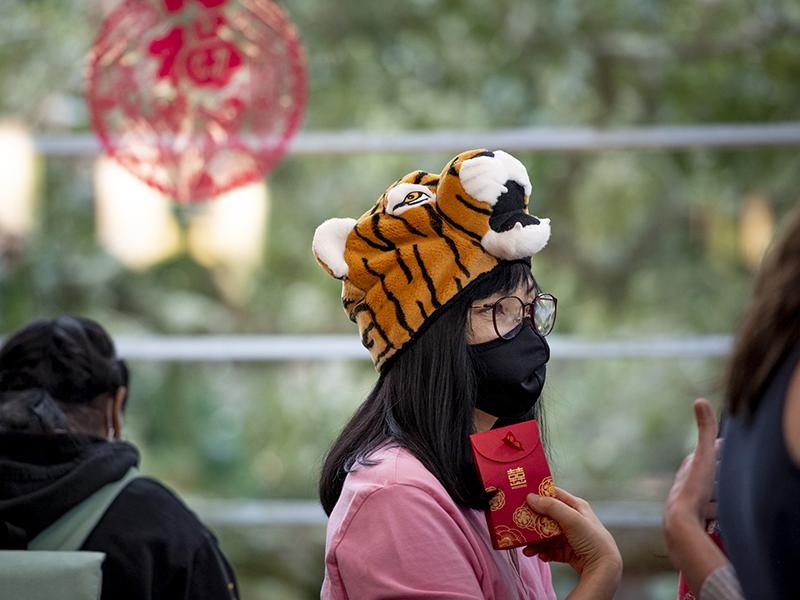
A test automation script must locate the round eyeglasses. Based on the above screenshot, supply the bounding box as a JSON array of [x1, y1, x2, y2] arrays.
[[471, 294, 557, 339]]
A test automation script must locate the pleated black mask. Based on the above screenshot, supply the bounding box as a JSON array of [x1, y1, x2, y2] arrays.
[[470, 321, 550, 419]]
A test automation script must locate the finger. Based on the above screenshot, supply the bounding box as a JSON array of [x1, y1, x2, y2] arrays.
[[690, 399, 719, 481], [693, 398, 718, 462], [673, 453, 694, 485], [523, 543, 557, 561], [552, 487, 591, 514], [527, 493, 582, 528], [679, 452, 693, 471], [705, 501, 718, 520], [526, 538, 565, 555], [522, 540, 561, 557]]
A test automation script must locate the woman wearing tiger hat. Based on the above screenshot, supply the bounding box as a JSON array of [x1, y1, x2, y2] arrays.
[[313, 149, 622, 599]]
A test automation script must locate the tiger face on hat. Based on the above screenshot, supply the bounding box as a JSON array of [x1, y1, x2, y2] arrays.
[[313, 149, 551, 371]]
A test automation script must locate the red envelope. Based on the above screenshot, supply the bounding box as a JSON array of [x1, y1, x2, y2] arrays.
[[470, 419, 562, 550]]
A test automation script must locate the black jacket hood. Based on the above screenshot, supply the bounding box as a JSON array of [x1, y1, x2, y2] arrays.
[[0, 432, 139, 546]]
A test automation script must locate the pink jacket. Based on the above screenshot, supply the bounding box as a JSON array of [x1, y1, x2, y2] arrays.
[[321, 445, 557, 599]]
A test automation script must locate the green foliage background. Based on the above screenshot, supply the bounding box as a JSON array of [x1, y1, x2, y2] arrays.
[[0, 0, 798, 598]]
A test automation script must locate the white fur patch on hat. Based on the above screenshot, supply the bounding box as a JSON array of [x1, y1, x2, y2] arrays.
[[494, 150, 532, 197], [460, 150, 533, 206], [480, 219, 551, 260], [459, 155, 509, 206], [312, 217, 357, 279]]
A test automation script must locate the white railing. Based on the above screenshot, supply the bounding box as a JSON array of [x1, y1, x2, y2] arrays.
[[104, 334, 732, 361], [0, 334, 732, 361], [32, 123, 800, 156]]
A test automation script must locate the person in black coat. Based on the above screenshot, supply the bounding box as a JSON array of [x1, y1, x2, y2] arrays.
[[0, 316, 240, 600]]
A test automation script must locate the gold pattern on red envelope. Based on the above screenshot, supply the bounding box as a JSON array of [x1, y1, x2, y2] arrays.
[[511, 503, 562, 538], [494, 525, 526, 549], [507, 466, 528, 489], [486, 487, 506, 511], [512, 503, 537, 530], [538, 476, 556, 497], [533, 514, 561, 538]]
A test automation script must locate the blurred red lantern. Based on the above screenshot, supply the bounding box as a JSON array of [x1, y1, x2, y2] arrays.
[[88, 0, 307, 203]]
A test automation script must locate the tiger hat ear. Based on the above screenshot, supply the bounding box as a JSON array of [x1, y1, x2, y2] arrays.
[[312, 217, 357, 279]]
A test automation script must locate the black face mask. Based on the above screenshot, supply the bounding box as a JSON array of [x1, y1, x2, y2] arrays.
[[470, 321, 550, 419]]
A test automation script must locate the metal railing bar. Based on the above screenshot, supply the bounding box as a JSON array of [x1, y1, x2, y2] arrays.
[[51, 334, 737, 361], [31, 123, 800, 157]]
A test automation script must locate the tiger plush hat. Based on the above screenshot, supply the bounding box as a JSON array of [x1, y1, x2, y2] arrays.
[[313, 148, 551, 371]]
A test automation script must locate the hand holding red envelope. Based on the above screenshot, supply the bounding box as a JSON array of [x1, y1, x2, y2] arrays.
[[470, 420, 563, 551]]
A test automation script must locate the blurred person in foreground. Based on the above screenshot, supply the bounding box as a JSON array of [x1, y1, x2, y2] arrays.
[[664, 206, 800, 599], [313, 149, 622, 599], [0, 316, 239, 600]]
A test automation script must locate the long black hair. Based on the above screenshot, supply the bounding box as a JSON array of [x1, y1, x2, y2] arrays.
[[0, 316, 128, 434], [320, 261, 546, 514], [725, 206, 800, 419]]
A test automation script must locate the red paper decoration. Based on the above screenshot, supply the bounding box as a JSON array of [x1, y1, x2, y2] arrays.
[[88, 0, 307, 203]]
